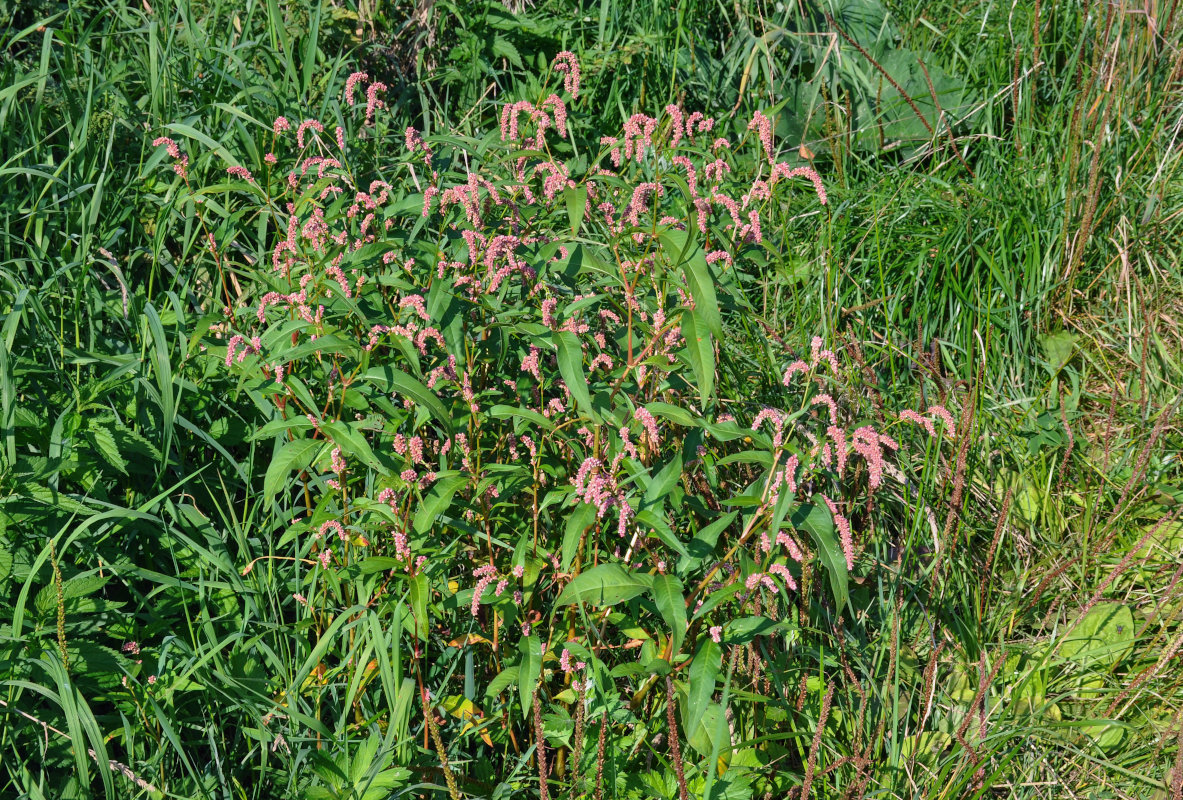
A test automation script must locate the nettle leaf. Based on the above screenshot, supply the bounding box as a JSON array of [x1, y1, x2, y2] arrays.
[[34, 573, 109, 617], [86, 426, 127, 475], [555, 564, 653, 607], [794, 502, 849, 612]]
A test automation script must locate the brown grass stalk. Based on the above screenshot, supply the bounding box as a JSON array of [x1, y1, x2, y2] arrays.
[[800, 683, 835, 800], [665, 676, 690, 800]]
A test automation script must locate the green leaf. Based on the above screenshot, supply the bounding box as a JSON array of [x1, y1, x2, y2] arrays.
[[555, 564, 653, 607], [492, 35, 523, 68], [490, 404, 555, 431], [645, 401, 701, 429], [320, 420, 389, 476], [641, 449, 684, 510], [680, 309, 715, 404], [486, 666, 519, 698], [518, 634, 542, 719], [407, 574, 430, 641], [660, 230, 722, 339], [564, 185, 588, 237], [652, 575, 687, 653], [634, 508, 690, 558], [1060, 602, 1134, 667], [678, 511, 737, 577], [413, 473, 467, 534], [685, 638, 721, 734], [360, 366, 453, 433], [794, 503, 849, 612], [88, 426, 127, 475], [263, 439, 324, 505], [687, 702, 731, 773], [554, 331, 595, 419], [723, 616, 782, 644], [562, 502, 596, 571], [1039, 332, 1079, 374], [358, 557, 403, 574]]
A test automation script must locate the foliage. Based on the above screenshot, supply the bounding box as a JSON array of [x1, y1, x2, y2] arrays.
[[1, 0, 1181, 798]]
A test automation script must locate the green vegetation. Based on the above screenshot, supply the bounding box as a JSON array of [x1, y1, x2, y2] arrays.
[[1, 1, 1180, 798]]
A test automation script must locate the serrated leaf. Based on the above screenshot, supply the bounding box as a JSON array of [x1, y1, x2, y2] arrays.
[[88, 427, 127, 475], [492, 35, 523, 68], [555, 564, 652, 607], [34, 574, 109, 617]]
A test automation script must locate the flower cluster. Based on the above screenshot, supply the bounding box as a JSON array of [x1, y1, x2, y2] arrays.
[[159, 53, 950, 757]]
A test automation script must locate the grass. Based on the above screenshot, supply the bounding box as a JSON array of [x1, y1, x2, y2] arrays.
[[1, 0, 1181, 798]]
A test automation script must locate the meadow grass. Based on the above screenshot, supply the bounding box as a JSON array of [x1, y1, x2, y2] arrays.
[[1, 0, 1180, 798]]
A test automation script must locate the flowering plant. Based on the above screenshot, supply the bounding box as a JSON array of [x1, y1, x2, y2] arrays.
[[155, 54, 953, 796]]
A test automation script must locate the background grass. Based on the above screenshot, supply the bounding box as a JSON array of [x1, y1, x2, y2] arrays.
[[1, 0, 1181, 797]]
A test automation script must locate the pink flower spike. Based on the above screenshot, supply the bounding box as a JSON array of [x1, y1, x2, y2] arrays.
[[783, 360, 811, 385], [344, 71, 369, 105], [552, 51, 581, 97], [748, 111, 774, 161], [810, 393, 839, 426], [899, 409, 936, 437], [928, 405, 957, 438], [821, 495, 855, 570]]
